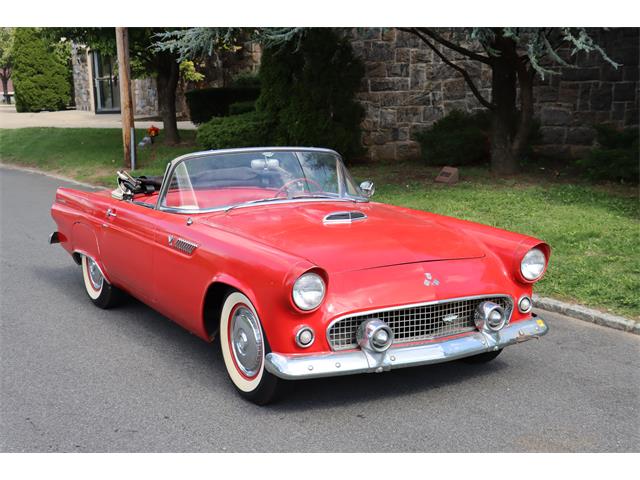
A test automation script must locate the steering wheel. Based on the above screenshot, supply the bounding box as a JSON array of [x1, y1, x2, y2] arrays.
[[275, 178, 323, 198]]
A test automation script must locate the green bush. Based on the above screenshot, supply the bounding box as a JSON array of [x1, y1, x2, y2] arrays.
[[577, 124, 639, 183], [415, 110, 491, 166], [12, 28, 70, 112], [185, 87, 261, 124], [256, 28, 365, 161], [229, 100, 256, 115], [196, 111, 271, 150]]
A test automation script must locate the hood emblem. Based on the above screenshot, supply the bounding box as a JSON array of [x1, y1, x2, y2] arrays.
[[442, 314, 458, 323], [423, 273, 440, 287]]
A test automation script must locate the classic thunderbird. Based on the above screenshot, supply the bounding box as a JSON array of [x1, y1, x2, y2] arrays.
[[50, 147, 550, 404]]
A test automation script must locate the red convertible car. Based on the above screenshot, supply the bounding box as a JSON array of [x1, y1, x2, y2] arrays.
[[50, 147, 550, 404]]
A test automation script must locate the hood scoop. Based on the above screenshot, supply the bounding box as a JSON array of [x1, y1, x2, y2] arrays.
[[323, 210, 367, 225]]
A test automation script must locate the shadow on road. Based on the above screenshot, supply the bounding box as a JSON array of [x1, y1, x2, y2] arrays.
[[35, 263, 510, 411]]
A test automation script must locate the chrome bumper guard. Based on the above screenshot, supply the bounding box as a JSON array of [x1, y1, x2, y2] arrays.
[[265, 316, 548, 380]]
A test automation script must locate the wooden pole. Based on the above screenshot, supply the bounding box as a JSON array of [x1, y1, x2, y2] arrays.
[[115, 27, 135, 169]]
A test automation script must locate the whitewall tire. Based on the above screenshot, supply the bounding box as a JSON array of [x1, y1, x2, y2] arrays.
[[219, 291, 284, 405], [81, 254, 121, 309]]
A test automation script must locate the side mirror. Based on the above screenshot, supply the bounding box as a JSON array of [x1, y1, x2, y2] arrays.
[[359, 180, 375, 198]]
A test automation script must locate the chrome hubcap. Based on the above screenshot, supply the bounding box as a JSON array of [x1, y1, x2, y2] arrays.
[[230, 306, 263, 377], [87, 257, 103, 291]]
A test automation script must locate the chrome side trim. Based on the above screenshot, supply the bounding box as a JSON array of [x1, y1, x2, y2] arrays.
[[325, 294, 513, 351], [266, 317, 548, 380]]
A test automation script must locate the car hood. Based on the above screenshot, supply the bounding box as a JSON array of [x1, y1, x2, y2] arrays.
[[200, 201, 485, 273]]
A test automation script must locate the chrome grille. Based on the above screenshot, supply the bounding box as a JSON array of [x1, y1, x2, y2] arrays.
[[327, 296, 513, 351]]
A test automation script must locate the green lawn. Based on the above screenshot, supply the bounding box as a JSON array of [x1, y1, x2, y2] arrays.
[[2, 127, 638, 319]]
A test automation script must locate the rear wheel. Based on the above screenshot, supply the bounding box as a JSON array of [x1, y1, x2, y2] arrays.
[[81, 254, 121, 309], [219, 291, 285, 405], [461, 349, 503, 364]]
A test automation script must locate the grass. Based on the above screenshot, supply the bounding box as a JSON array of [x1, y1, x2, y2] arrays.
[[2, 127, 638, 319], [0, 127, 196, 185]]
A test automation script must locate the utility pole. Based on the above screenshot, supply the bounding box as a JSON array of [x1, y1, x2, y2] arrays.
[[115, 27, 135, 169]]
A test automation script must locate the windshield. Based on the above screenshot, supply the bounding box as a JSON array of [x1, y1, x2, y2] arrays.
[[159, 149, 365, 212]]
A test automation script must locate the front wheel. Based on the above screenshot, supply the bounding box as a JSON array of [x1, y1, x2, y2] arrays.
[[219, 291, 285, 405], [81, 254, 121, 309]]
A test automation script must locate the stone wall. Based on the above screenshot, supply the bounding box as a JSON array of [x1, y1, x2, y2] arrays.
[[348, 28, 639, 161], [71, 45, 92, 111]]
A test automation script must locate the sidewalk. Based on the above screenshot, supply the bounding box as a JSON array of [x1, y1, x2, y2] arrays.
[[0, 104, 196, 130]]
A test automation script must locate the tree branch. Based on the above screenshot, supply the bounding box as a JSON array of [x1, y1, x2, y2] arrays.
[[401, 28, 494, 110], [414, 27, 493, 65]]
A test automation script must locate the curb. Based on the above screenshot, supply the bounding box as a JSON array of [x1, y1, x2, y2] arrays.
[[533, 295, 639, 335]]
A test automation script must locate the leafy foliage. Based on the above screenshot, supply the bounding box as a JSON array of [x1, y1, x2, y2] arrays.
[[0, 27, 14, 87], [229, 100, 256, 115], [179, 60, 204, 83], [257, 28, 365, 161], [196, 111, 271, 150], [415, 110, 491, 166], [577, 125, 639, 183], [12, 28, 70, 112]]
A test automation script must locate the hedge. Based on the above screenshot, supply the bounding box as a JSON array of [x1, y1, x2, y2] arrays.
[[196, 111, 271, 150], [185, 87, 260, 124]]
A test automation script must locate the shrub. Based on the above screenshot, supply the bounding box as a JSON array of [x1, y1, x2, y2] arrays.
[[185, 86, 261, 124], [415, 110, 491, 166], [229, 100, 256, 115], [12, 28, 70, 112], [256, 28, 365, 161], [577, 124, 639, 183], [196, 111, 271, 150]]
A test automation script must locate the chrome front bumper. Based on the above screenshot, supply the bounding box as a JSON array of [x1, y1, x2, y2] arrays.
[[265, 316, 548, 380]]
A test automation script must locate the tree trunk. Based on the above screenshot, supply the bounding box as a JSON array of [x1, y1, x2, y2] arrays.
[[511, 63, 535, 160], [156, 52, 180, 145], [490, 55, 519, 175], [0, 74, 8, 102]]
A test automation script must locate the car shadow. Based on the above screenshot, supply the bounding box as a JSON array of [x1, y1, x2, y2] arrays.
[[34, 263, 509, 409]]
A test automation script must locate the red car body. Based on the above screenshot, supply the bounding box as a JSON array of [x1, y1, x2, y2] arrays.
[[50, 147, 550, 403]]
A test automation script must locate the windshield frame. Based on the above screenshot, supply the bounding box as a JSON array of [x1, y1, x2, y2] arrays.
[[155, 147, 368, 214]]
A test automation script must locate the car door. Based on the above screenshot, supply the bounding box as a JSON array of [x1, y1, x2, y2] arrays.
[[98, 199, 161, 303]]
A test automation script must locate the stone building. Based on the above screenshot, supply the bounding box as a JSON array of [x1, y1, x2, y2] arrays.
[[70, 41, 261, 118], [348, 28, 639, 161], [70, 29, 638, 161]]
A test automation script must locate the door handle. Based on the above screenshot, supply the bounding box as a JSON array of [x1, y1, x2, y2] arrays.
[[106, 208, 117, 218]]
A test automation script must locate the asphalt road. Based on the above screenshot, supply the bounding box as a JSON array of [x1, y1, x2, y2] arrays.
[[1, 166, 638, 452]]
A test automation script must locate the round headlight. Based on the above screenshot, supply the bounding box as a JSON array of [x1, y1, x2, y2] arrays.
[[292, 272, 326, 311], [520, 248, 547, 281]]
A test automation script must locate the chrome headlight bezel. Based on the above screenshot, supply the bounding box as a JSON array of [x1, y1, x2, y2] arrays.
[[520, 248, 547, 281], [292, 272, 326, 311]]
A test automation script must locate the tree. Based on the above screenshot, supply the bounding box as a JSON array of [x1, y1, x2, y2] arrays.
[[12, 28, 70, 112], [257, 29, 365, 160], [397, 28, 619, 174], [46, 28, 184, 144], [0, 28, 14, 102]]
